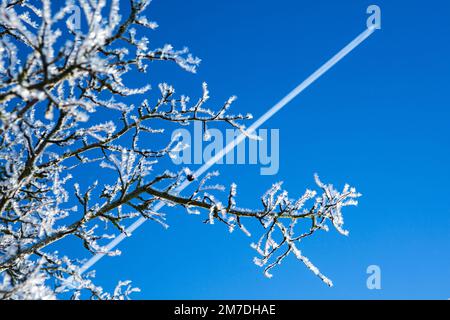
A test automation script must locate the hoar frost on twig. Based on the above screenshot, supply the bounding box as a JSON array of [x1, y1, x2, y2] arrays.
[[0, 0, 360, 299]]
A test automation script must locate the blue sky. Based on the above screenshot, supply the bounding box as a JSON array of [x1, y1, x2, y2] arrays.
[[65, 0, 450, 299]]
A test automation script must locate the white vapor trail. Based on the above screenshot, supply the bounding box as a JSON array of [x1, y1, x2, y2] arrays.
[[68, 26, 376, 284]]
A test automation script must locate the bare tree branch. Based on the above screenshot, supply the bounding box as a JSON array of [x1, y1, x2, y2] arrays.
[[0, 0, 360, 299]]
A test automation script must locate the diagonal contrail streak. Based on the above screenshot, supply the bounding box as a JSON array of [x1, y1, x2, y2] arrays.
[[70, 26, 376, 282]]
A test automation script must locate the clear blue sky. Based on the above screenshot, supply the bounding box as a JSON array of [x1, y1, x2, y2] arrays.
[[63, 0, 450, 299]]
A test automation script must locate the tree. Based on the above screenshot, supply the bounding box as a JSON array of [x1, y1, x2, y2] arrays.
[[0, 0, 361, 299]]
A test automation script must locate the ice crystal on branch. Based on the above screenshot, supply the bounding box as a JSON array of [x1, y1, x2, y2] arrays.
[[0, 0, 360, 299]]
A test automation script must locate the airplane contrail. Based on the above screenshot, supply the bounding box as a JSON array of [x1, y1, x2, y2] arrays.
[[66, 26, 377, 286]]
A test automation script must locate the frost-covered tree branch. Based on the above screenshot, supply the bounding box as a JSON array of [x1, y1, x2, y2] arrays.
[[0, 0, 360, 299]]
